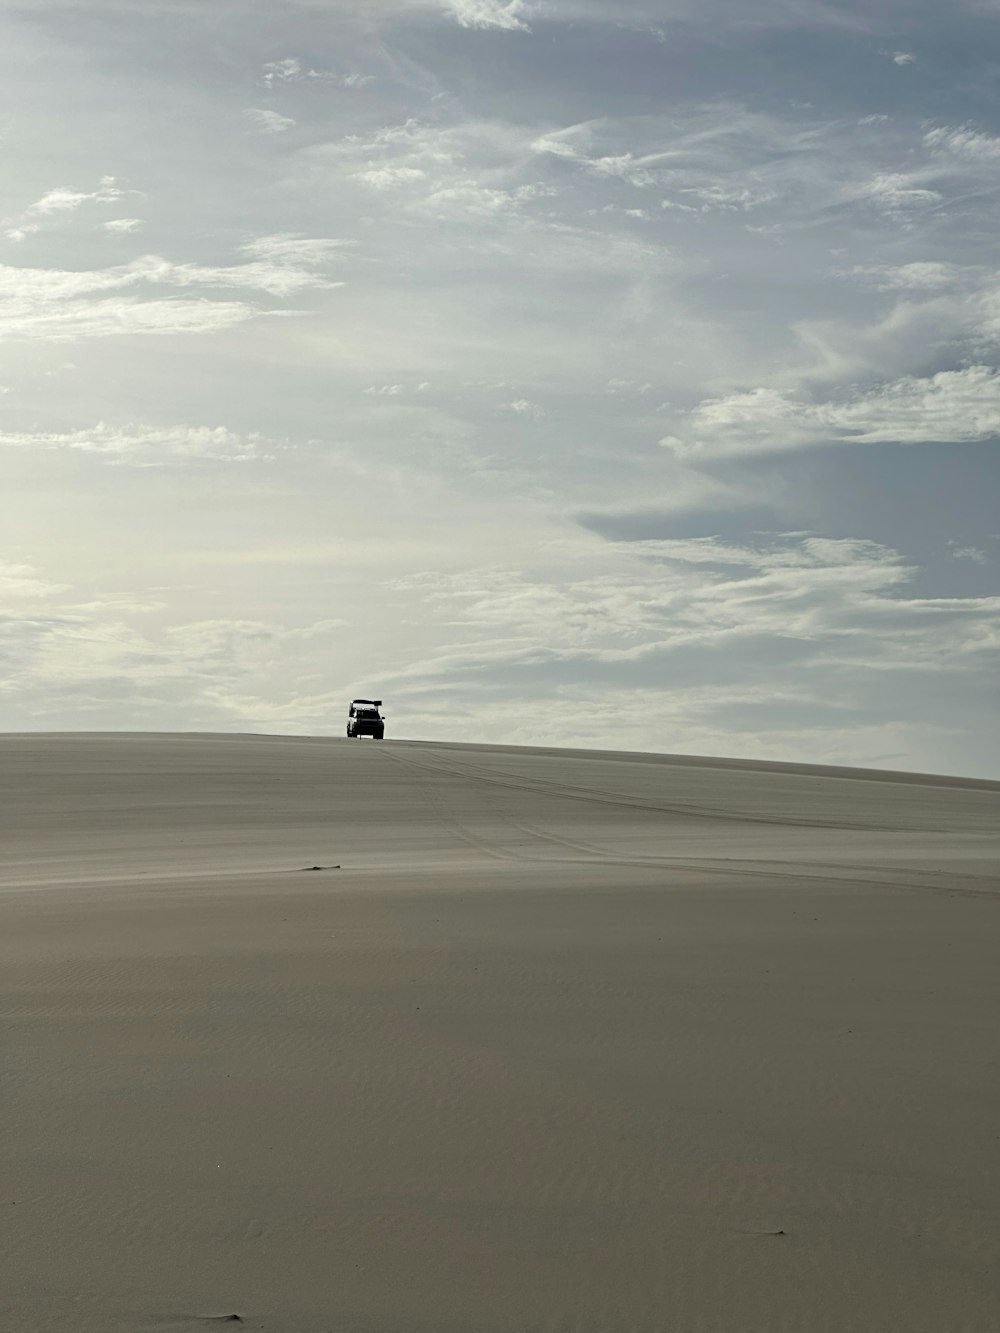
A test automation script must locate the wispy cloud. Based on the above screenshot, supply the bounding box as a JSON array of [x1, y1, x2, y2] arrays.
[[841, 261, 968, 291], [8, 525, 996, 761], [352, 165, 428, 188], [3, 177, 138, 241], [0, 558, 353, 731], [263, 57, 315, 84], [0, 294, 255, 342], [102, 217, 144, 234], [949, 543, 988, 565], [507, 398, 545, 418], [0, 561, 68, 599], [442, 0, 532, 31], [244, 107, 297, 134], [663, 367, 1000, 459], [26, 176, 126, 215], [0, 422, 270, 465], [854, 172, 941, 217], [0, 236, 346, 341], [262, 55, 373, 89], [240, 233, 354, 265], [323, 117, 564, 229], [379, 530, 1000, 761], [924, 123, 1000, 161]]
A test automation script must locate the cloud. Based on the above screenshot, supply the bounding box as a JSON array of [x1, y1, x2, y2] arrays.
[[3, 226, 40, 243], [442, 0, 532, 31], [532, 106, 944, 224], [0, 237, 346, 341], [380, 532, 1000, 760], [26, 177, 125, 215], [949, 544, 988, 565], [0, 422, 270, 465], [890, 50, 916, 65], [141, 252, 341, 295], [587, 152, 660, 188], [263, 57, 308, 84], [507, 398, 544, 418], [842, 261, 967, 291], [0, 561, 68, 599], [240, 233, 354, 265], [387, 535, 917, 659], [262, 56, 372, 89], [102, 217, 144, 234], [0, 247, 343, 304], [678, 182, 777, 212], [663, 366, 1000, 459], [352, 165, 428, 188], [323, 118, 562, 228], [4, 517, 997, 768], [0, 560, 355, 731], [0, 294, 256, 342], [530, 126, 586, 160], [924, 124, 1000, 161], [3, 178, 140, 244], [299, 103, 1000, 480], [532, 126, 685, 192], [244, 107, 297, 134], [790, 264, 1000, 391], [421, 181, 552, 218], [854, 172, 941, 216], [163, 618, 278, 667]]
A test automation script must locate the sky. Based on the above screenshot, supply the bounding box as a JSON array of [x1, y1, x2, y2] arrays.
[[1, 0, 999, 776]]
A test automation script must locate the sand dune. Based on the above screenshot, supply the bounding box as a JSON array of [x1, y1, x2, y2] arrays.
[[2, 733, 998, 1332]]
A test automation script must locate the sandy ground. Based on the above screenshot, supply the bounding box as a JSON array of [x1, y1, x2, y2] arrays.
[[2, 733, 998, 1333]]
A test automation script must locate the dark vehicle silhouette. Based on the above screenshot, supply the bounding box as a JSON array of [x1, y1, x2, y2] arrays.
[[347, 698, 385, 740]]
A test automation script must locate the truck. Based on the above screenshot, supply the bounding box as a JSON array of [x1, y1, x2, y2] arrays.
[[347, 698, 385, 741]]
